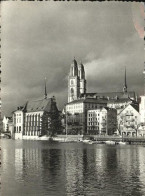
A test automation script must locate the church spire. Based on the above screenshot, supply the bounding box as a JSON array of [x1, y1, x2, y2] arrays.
[[123, 67, 127, 93], [44, 77, 47, 99]]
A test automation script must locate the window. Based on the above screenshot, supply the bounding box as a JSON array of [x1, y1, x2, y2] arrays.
[[19, 126, 21, 133], [71, 80, 74, 85]]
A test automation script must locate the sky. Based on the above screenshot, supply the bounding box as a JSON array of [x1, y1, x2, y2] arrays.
[[1, 1, 144, 116]]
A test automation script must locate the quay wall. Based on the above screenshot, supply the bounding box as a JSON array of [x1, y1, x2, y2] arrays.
[[84, 135, 145, 144]]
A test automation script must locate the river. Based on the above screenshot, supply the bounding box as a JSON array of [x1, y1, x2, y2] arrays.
[[0, 139, 145, 196]]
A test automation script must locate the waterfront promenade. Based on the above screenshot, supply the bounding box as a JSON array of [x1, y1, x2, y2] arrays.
[[1, 133, 145, 144], [88, 135, 145, 144], [54, 134, 145, 145]]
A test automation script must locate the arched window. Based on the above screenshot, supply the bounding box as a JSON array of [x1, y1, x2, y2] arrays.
[[71, 88, 74, 95], [71, 88, 74, 100], [71, 80, 74, 85], [35, 114, 37, 126]]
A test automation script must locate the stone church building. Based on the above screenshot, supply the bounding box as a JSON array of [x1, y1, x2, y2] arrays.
[[65, 58, 137, 135]]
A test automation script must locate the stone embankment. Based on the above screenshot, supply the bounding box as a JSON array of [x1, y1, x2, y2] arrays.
[[85, 135, 145, 145]]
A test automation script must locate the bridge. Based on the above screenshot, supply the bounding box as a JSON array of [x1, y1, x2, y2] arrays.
[[0, 132, 11, 139]]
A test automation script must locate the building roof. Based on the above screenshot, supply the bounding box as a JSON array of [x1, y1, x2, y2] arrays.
[[87, 107, 116, 112], [25, 98, 53, 113], [66, 98, 108, 105], [103, 107, 116, 111], [13, 97, 57, 114], [107, 97, 135, 104], [118, 103, 139, 115], [81, 91, 135, 99], [70, 59, 78, 69], [130, 104, 139, 112], [6, 116, 12, 120]]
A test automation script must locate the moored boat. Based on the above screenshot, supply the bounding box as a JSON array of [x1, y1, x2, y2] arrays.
[[117, 141, 126, 145], [83, 139, 92, 144], [105, 141, 116, 145]]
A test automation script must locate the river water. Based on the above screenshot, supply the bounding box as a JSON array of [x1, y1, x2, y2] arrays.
[[0, 139, 145, 196]]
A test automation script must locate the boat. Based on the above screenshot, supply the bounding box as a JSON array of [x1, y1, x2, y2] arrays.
[[105, 141, 116, 145], [39, 135, 50, 140], [117, 141, 126, 145], [83, 139, 92, 144]]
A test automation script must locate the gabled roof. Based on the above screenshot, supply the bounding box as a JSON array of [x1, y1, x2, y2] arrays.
[[118, 103, 139, 115], [13, 97, 58, 114], [107, 97, 135, 104], [6, 116, 12, 120], [130, 104, 139, 112], [25, 98, 53, 113], [66, 98, 108, 105], [81, 91, 135, 99]]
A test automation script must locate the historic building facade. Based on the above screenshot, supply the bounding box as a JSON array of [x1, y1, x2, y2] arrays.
[[68, 59, 86, 103], [118, 104, 140, 136], [66, 99, 107, 135], [13, 96, 59, 139], [2, 116, 13, 132], [65, 58, 137, 135], [140, 96, 145, 123], [87, 107, 117, 135], [138, 66, 145, 136]]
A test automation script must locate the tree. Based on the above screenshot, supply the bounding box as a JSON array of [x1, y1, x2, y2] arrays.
[[47, 110, 62, 137], [130, 122, 140, 137]]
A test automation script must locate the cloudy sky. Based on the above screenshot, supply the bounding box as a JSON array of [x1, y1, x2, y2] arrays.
[[1, 2, 144, 116]]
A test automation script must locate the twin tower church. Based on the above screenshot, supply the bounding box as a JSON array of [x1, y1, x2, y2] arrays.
[[66, 58, 137, 135], [68, 58, 135, 103], [68, 58, 86, 103]]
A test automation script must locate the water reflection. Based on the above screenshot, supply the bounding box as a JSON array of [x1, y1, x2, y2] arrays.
[[1, 140, 145, 196], [64, 148, 84, 196]]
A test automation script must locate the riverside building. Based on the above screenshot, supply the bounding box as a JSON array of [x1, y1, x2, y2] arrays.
[[118, 103, 140, 136], [65, 58, 137, 135], [66, 99, 107, 135], [12, 81, 60, 140], [2, 116, 12, 132], [87, 107, 117, 135], [13, 96, 59, 140], [139, 65, 145, 136]]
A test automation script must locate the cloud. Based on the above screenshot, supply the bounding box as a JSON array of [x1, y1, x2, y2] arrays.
[[1, 2, 144, 116]]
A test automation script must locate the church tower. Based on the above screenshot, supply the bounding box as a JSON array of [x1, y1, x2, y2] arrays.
[[44, 77, 47, 99], [68, 58, 80, 102], [123, 67, 127, 93], [78, 62, 86, 95]]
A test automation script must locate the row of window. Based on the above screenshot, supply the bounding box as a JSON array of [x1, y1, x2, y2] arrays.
[[14, 126, 21, 133], [88, 118, 100, 122], [17, 118, 21, 123], [25, 121, 41, 126], [15, 113, 21, 116], [87, 126, 99, 130], [88, 122, 100, 126], [23, 131, 41, 136], [67, 105, 83, 110], [88, 113, 100, 117], [85, 105, 104, 109]]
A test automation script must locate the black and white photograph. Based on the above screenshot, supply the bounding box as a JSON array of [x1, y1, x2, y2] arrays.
[[0, 1, 145, 195]]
